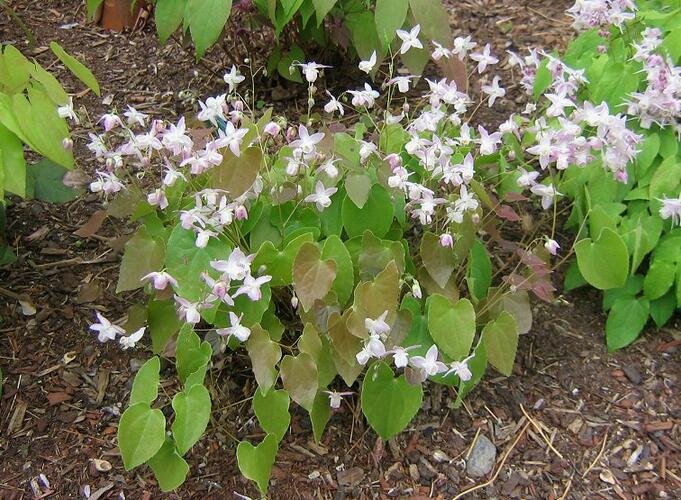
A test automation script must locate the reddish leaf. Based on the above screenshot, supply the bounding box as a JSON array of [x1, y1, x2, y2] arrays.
[[504, 192, 528, 202], [496, 205, 521, 222], [74, 209, 107, 237]]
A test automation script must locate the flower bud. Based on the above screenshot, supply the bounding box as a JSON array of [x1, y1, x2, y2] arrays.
[[286, 126, 297, 143], [291, 295, 299, 308], [544, 238, 560, 256], [412, 281, 422, 299], [472, 213, 480, 224], [439, 233, 454, 248], [235, 205, 248, 220], [232, 100, 244, 112], [62, 138, 73, 151], [263, 121, 281, 136]]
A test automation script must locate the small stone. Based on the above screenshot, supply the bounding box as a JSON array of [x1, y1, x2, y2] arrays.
[[466, 434, 497, 477], [622, 365, 643, 385], [408, 463, 420, 481], [337, 466, 364, 487], [89, 459, 112, 475]]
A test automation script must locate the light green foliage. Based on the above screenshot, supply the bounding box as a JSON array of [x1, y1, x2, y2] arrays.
[[237, 434, 279, 493], [427, 295, 476, 360], [253, 389, 291, 442]]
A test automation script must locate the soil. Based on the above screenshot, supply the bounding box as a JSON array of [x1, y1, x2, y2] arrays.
[[1, 1, 680, 499]]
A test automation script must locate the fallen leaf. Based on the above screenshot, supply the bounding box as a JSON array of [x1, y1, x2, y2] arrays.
[[74, 210, 107, 237]]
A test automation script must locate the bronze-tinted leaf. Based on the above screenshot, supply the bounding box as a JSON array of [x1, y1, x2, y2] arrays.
[[293, 242, 337, 311], [420, 232, 455, 289], [280, 353, 318, 411], [246, 326, 282, 395], [211, 146, 262, 198]]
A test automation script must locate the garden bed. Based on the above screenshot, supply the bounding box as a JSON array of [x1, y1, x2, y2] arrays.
[[0, 0, 679, 498]]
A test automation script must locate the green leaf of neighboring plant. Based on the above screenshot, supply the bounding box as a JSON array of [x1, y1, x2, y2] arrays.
[[575, 228, 629, 290], [0, 123, 26, 197], [49, 42, 100, 96], [165, 224, 231, 301], [375, 0, 409, 49], [210, 146, 262, 199], [25, 158, 79, 202], [310, 391, 331, 442], [292, 242, 337, 311], [188, 0, 232, 58], [175, 324, 212, 384], [30, 63, 69, 105], [280, 353, 318, 411], [172, 384, 211, 455], [116, 227, 165, 293], [342, 184, 394, 238], [468, 240, 492, 301], [345, 10, 380, 60], [246, 325, 282, 395], [148, 439, 190, 492], [409, 0, 451, 43], [481, 311, 518, 377], [155, 0, 186, 43], [421, 232, 455, 289], [118, 403, 166, 470], [427, 294, 475, 360], [533, 58, 551, 100], [649, 156, 681, 201], [606, 296, 649, 352], [361, 361, 423, 440], [237, 434, 278, 494], [130, 356, 160, 406], [253, 389, 291, 442], [312, 0, 337, 26]]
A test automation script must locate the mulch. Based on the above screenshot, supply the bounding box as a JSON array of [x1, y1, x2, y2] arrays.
[[1, 0, 679, 498]]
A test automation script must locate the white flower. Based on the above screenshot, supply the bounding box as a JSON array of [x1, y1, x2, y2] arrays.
[[544, 238, 560, 256], [444, 354, 475, 381], [215, 121, 249, 157], [57, 97, 79, 123], [470, 43, 498, 73], [359, 51, 377, 73], [90, 171, 124, 195], [409, 345, 447, 377], [296, 62, 331, 83], [89, 312, 125, 343], [387, 76, 415, 93], [323, 91, 344, 116], [98, 113, 122, 132], [365, 310, 390, 337], [197, 94, 227, 125], [162, 117, 193, 155], [163, 163, 187, 187], [211, 248, 255, 281], [290, 124, 325, 154], [175, 296, 202, 324], [119, 327, 145, 350], [390, 345, 420, 369], [452, 35, 477, 59], [141, 271, 178, 290], [325, 391, 353, 409], [234, 274, 272, 301], [147, 188, 169, 210], [223, 65, 245, 92], [431, 41, 452, 60], [481, 75, 505, 107], [124, 106, 148, 127], [530, 183, 562, 210], [348, 83, 380, 108], [304, 181, 338, 211], [216, 312, 251, 342], [517, 167, 539, 188], [359, 140, 377, 163], [658, 195, 681, 226], [396, 25, 423, 55], [195, 228, 217, 248]]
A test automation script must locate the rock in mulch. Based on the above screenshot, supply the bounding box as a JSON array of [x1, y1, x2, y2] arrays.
[[622, 365, 643, 385], [337, 466, 365, 487], [466, 434, 497, 477]]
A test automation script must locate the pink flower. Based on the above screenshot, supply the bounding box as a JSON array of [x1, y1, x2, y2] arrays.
[[544, 238, 560, 256], [233, 274, 272, 301], [439, 233, 454, 248], [263, 121, 281, 136], [142, 271, 178, 290]]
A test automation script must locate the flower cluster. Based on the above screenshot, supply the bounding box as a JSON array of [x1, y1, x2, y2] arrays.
[[566, 0, 636, 31]]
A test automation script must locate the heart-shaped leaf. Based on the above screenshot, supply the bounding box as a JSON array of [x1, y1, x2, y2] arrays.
[[118, 403, 166, 470], [148, 439, 190, 492], [130, 356, 160, 406], [293, 242, 337, 311], [237, 434, 279, 494], [280, 353, 318, 411], [427, 294, 475, 360], [253, 389, 291, 442], [345, 173, 372, 208], [481, 312, 518, 376], [606, 297, 650, 351], [342, 184, 394, 238], [172, 384, 211, 455], [246, 325, 282, 395], [575, 227, 629, 290], [321, 235, 354, 306], [310, 391, 332, 443], [361, 361, 423, 440], [253, 233, 314, 286], [116, 227, 165, 293], [175, 324, 212, 385], [421, 232, 455, 289], [347, 261, 400, 338]]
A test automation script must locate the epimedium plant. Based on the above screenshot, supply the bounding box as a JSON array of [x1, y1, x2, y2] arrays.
[[87, 0, 452, 82], [82, 28, 557, 494], [518, 0, 681, 351], [0, 42, 100, 263]]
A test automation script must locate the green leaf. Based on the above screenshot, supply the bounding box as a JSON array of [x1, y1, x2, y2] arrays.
[[575, 228, 629, 290], [25, 159, 79, 202], [649, 156, 681, 201], [0, 44, 31, 92], [49, 42, 100, 96], [0, 123, 25, 197], [277, 45, 304, 82], [172, 384, 211, 455], [280, 353, 318, 411], [165, 224, 232, 301], [468, 240, 492, 301], [156, 0, 187, 43], [643, 260, 676, 300], [427, 294, 475, 360], [117, 227, 165, 293], [481, 311, 518, 377], [176, 324, 212, 384], [147, 300, 182, 354], [118, 403, 166, 470], [345, 11, 380, 60], [421, 232, 455, 289], [344, 173, 372, 209], [253, 389, 290, 442], [346, 261, 400, 338], [188, 0, 232, 58], [253, 233, 313, 287], [292, 242, 337, 311], [312, 0, 337, 25], [603, 274, 643, 311], [358, 230, 405, 280], [563, 260, 587, 291], [246, 325, 282, 395], [650, 291, 676, 327], [408, 0, 451, 43], [321, 235, 354, 306], [606, 297, 649, 352], [130, 357, 160, 406], [635, 132, 660, 176], [361, 361, 423, 440], [662, 27, 681, 62], [237, 434, 278, 494], [375, 0, 409, 49], [342, 184, 394, 238], [148, 439, 190, 492], [533, 58, 551, 100], [86, 0, 104, 17], [310, 391, 331, 442]]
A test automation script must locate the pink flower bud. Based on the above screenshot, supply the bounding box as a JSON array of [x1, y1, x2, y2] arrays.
[[385, 153, 401, 170], [615, 169, 628, 184], [439, 233, 454, 248], [232, 100, 244, 112], [235, 205, 248, 220], [62, 138, 73, 151], [286, 126, 297, 143], [544, 238, 560, 256], [263, 121, 281, 136]]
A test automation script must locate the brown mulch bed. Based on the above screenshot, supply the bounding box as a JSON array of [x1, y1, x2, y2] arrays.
[[1, 0, 680, 498]]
